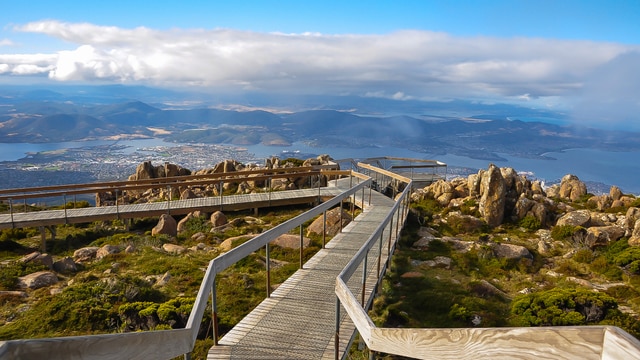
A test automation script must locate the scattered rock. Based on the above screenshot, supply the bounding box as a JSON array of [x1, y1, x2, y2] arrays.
[[210, 211, 228, 228], [152, 214, 177, 237], [73, 247, 100, 262], [163, 243, 187, 255], [272, 234, 311, 249], [53, 257, 78, 273], [18, 271, 58, 289], [96, 244, 121, 260], [556, 209, 591, 227], [306, 207, 352, 237]]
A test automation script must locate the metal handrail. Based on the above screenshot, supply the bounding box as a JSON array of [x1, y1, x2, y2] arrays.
[[334, 169, 640, 360], [0, 170, 371, 360]]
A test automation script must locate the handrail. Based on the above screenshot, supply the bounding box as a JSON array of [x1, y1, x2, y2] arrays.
[[334, 170, 640, 360], [0, 170, 371, 360]]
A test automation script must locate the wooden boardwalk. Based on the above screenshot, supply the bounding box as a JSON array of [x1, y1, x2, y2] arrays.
[[0, 188, 343, 230], [208, 181, 397, 359]]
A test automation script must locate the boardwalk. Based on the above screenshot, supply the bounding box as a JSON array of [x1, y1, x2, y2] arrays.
[[209, 180, 397, 359], [0, 187, 343, 230]]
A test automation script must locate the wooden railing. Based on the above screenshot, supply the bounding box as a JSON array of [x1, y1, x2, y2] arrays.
[[335, 166, 640, 360], [0, 170, 371, 360]]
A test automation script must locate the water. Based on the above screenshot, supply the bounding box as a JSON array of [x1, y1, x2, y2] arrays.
[[1, 140, 639, 194]]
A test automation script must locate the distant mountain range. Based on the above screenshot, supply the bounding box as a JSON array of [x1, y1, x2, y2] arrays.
[[1, 84, 639, 161]]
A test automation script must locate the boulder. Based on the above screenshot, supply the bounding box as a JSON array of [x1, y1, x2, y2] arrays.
[[421, 256, 452, 269], [625, 207, 640, 230], [556, 209, 591, 227], [73, 247, 100, 262], [219, 235, 255, 252], [426, 180, 454, 207], [445, 212, 485, 233], [610, 186, 623, 201], [479, 164, 506, 227], [586, 226, 625, 248], [629, 219, 640, 246], [18, 271, 58, 289], [152, 214, 177, 237], [492, 243, 532, 260], [177, 211, 204, 233], [558, 174, 587, 201], [96, 244, 121, 260], [53, 257, 78, 273], [306, 207, 353, 237], [162, 243, 187, 255], [272, 234, 311, 249], [20, 252, 53, 269], [210, 211, 228, 228]]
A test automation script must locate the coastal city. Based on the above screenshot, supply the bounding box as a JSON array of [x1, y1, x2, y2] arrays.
[[0, 142, 264, 190]]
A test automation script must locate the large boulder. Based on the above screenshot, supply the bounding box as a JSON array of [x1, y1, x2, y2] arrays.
[[20, 252, 53, 270], [586, 226, 625, 248], [210, 211, 228, 228], [272, 234, 311, 249], [73, 247, 100, 262], [492, 243, 532, 260], [306, 207, 352, 237], [556, 209, 591, 227], [629, 219, 640, 246], [425, 180, 454, 207], [558, 174, 587, 201], [53, 257, 78, 273], [96, 244, 121, 260], [18, 271, 58, 289], [177, 211, 204, 233], [479, 164, 506, 227], [152, 214, 177, 237]]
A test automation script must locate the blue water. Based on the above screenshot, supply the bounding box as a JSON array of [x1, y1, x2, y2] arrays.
[[1, 140, 639, 194]]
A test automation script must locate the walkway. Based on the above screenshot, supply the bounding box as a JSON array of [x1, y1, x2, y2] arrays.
[[208, 181, 397, 359], [0, 188, 343, 230]]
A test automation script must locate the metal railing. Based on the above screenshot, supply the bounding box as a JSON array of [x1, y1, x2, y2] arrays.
[[0, 170, 371, 360], [334, 167, 640, 360]]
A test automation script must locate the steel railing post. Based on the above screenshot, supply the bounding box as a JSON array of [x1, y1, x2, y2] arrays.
[[323, 210, 327, 248], [166, 186, 171, 215], [335, 296, 340, 360], [362, 249, 368, 307], [266, 243, 271, 298], [299, 224, 304, 269], [63, 194, 68, 224], [212, 278, 219, 346], [9, 198, 13, 227]]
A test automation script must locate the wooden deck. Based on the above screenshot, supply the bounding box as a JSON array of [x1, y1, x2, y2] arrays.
[[0, 188, 343, 230], [208, 181, 397, 359]]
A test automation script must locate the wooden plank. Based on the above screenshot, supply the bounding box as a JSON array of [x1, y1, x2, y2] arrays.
[[602, 326, 640, 360], [369, 327, 605, 360]]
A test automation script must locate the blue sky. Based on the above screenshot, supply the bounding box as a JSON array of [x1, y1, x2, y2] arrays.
[[1, 0, 639, 128]]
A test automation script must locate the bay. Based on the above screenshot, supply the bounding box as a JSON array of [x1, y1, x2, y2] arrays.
[[1, 139, 638, 194]]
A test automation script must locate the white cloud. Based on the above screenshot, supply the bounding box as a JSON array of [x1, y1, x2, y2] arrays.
[[5, 20, 640, 119], [0, 38, 15, 47]]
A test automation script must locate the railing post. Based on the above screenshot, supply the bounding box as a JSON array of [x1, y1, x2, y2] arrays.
[[63, 194, 68, 224], [9, 198, 13, 227], [362, 249, 368, 307], [115, 189, 120, 219], [266, 243, 271, 298], [335, 296, 340, 360], [323, 210, 327, 248], [387, 215, 394, 268], [339, 200, 343, 233], [299, 224, 304, 269], [212, 278, 219, 346], [166, 186, 171, 215], [219, 180, 224, 211], [268, 176, 272, 206], [377, 231, 383, 281]]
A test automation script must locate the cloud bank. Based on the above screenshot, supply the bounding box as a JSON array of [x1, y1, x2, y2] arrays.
[[1, 20, 639, 127]]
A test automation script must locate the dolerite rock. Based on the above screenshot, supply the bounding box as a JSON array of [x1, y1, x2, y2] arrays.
[[558, 174, 587, 201], [610, 186, 623, 201], [152, 214, 177, 237], [177, 211, 203, 233], [629, 219, 640, 246], [306, 207, 352, 237], [425, 180, 454, 206], [20, 252, 53, 269], [556, 209, 591, 227], [53, 257, 78, 273], [272, 234, 311, 249], [210, 211, 228, 228], [96, 244, 121, 260], [19, 271, 58, 289], [625, 207, 640, 230], [492, 243, 532, 260], [73, 247, 100, 262], [586, 226, 625, 248], [479, 164, 506, 227], [162, 243, 187, 255]]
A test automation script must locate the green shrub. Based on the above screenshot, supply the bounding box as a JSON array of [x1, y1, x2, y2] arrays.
[[511, 288, 617, 326], [613, 247, 640, 267], [573, 249, 594, 263], [551, 225, 579, 241], [0, 262, 48, 290], [519, 215, 541, 231]]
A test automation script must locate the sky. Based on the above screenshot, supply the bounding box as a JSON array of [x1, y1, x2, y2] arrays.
[[1, 0, 639, 128]]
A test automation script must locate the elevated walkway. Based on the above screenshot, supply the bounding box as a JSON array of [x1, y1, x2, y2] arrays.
[[209, 179, 396, 359]]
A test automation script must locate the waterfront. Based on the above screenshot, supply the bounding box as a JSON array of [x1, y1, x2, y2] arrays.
[[0, 139, 639, 194]]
